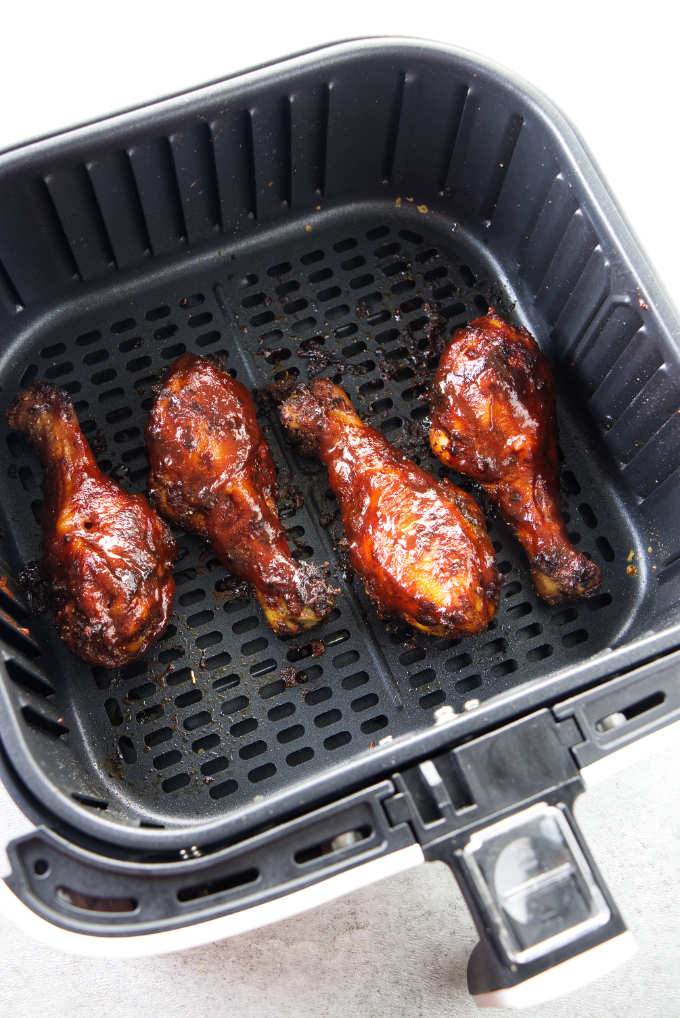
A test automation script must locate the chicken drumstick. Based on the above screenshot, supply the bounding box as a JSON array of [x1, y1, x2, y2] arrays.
[[145, 354, 336, 635], [430, 310, 600, 604], [7, 383, 176, 667], [280, 379, 501, 637]]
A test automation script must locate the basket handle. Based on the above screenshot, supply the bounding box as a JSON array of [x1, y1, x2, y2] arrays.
[[429, 800, 633, 1008]]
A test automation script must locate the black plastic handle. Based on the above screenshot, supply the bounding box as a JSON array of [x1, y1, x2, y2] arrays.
[[430, 800, 633, 1008]]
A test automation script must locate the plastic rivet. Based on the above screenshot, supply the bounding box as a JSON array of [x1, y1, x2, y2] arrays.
[[597, 712, 627, 732]]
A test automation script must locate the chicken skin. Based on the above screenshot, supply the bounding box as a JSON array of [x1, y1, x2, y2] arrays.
[[280, 379, 501, 637], [6, 383, 176, 667], [430, 310, 600, 604], [145, 354, 336, 635]]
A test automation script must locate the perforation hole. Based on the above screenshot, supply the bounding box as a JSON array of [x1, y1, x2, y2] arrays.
[[196, 330, 221, 347], [361, 715, 388, 734], [104, 698, 123, 726], [162, 342, 186, 360], [212, 673, 239, 693], [286, 747, 313, 767], [300, 249, 324, 265], [41, 342, 66, 359], [314, 709, 341, 728], [341, 671, 369, 691], [400, 647, 426, 666], [456, 674, 482, 695], [205, 651, 232, 672], [187, 609, 214, 629], [527, 644, 554, 661], [111, 317, 135, 334], [562, 628, 588, 647], [305, 686, 332, 706], [491, 660, 518, 678], [154, 749, 182, 770], [209, 778, 238, 799], [231, 717, 257, 738], [44, 361, 74, 380], [446, 652, 472, 673], [309, 267, 332, 284], [193, 734, 220, 753], [553, 606, 578, 627], [507, 601, 532, 619], [596, 537, 615, 562], [325, 731, 351, 750], [268, 702, 295, 722], [162, 773, 190, 793], [83, 348, 108, 366], [145, 727, 172, 748], [351, 693, 379, 712], [325, 304, 350, 321], [118, 736, 136, 764], [128, 682, 156, 701], [239, 740, 267, 759], [196, 631, 222, 650], [277, 723, 304, 744], [183, 711, 212, 731], [588, 592, 613, 611], [420, 690, 445, 709], [199, 756, 228, 776], [249, 763, 276, 783], [98, 386, 124, 404], [136, 704, 164, 725], [221, 693, 249, 717], [146, 305, 170, 321], [166, 667, 194, 688], [175, 689, 202, 709], [518, 622, 542, 640], [333, 237, 357, 253], [253, 677, 283, 700]]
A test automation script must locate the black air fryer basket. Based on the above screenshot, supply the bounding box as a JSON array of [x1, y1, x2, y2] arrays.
[[0, 38, 678, 1007]]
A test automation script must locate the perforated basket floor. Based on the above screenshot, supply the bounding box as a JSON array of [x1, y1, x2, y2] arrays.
[[0, 208, 640, 829]]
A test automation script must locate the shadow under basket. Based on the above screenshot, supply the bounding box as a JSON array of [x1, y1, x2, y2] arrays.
[[0, 38, 678, 856]]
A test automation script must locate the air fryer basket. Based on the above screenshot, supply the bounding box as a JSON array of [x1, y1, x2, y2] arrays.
[[0, 37, 678, 861]]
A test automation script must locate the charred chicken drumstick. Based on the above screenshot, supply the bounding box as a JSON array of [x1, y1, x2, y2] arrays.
[[280, 379, 501, 637], [146, 354, 336, 635], [6, 383, 176, 667], [430, 310, 600, 604]]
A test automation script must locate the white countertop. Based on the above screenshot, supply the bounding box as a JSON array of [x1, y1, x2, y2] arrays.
[[1, 2, 678, 1013]]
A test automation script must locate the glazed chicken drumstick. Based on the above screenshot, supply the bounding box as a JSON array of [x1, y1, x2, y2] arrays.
[[6, 384, 176, 667], [430, 310, 600, 604], [146, 354, 336, 635], [280, 379, 501, 637]]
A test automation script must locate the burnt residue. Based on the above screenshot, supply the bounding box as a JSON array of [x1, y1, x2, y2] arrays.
[[297, 341, 373, 381], [335, 537, 354, 585], [277, 481, 305, 518], [280, 664, 297, 688], [90, 428, 108, 456], [213, 574, 251, 604], [18, 560, 50, 614], [110, 462, 130, 484], [252, 372, 299, 412], [318, 507, 339, 528]]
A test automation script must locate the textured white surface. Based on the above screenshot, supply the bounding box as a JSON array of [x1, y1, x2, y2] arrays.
[[1, 742, 678, 1016], [0, 2, 678, 1013]]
